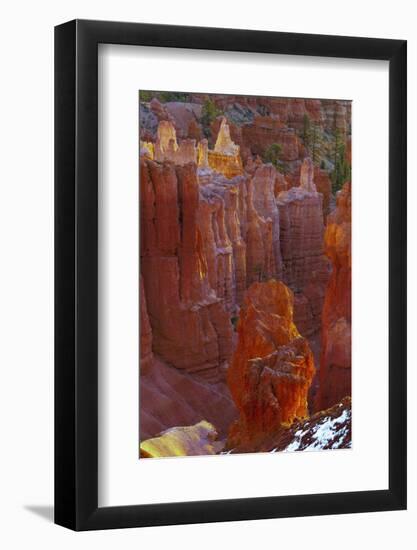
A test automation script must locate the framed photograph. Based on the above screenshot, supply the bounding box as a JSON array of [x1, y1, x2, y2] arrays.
[[55, 19, 407, 530]]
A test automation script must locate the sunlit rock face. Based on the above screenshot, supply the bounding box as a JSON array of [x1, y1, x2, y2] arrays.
[[211, 116, 243, 148], [140, 140, 154, 159], [277, 177, 330, 337], [228, 397, 351, 454], [317, 182, 351, 410], [208, 117, 244, 178], [214, 117, 240, 155], [207, 151, 244, 179], [197, 139, 209, 169], [153, 120, 198, 166], [140, 420, 223, 458], [227, 280, 315, 447], [140, 158, 233, 381]]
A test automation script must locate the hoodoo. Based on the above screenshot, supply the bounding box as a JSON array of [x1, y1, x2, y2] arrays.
[[317, 181, 352, 410], [227, 280, 315, 447]]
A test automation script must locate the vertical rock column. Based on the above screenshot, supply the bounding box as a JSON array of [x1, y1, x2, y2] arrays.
[[140, 158, 233, 380], [317, 182, 351, 410], [277, 183, 329, 337]]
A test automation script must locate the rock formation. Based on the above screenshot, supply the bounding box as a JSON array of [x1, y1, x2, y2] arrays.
[[207, 117, 244, 178], [314, 166, 332, 220], [277, 165, 330, 336], [242, 119, 301, 162], [139, 93, 352, 454], [140, 158, 233, 381], [299, 157, 316, 192], [317, 182, 351, 410], [227, 280, 315, 447], [140, 420, 223, 458], [228, 397, 351, 454], [163, 101, 203, 139], [153, 120, 198, 165]]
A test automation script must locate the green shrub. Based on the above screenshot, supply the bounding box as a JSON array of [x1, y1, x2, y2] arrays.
[[263, 143, 288, 174]]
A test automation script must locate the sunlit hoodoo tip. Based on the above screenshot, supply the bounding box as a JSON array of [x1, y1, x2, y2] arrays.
[[140, 117, 244, 179]]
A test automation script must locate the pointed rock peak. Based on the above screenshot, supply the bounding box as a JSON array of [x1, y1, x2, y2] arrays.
[[157, 120, 178, 153], [214, 116, 239, 156]]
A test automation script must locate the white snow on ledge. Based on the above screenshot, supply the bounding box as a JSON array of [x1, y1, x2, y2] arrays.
[[282, 409, 351, 453]]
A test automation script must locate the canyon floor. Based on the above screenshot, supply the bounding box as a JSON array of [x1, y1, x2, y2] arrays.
[[139, 92, 352, 458]]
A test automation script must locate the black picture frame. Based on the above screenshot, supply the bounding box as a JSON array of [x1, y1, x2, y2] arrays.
[[55, 19, 407, 531]]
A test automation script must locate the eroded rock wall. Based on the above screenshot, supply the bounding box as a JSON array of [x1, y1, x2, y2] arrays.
[[317, 182, 351, 410], [277, 167, 330, 336], [140, 158, 233, 380]]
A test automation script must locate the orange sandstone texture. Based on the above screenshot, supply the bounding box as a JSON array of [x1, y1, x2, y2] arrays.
[[140, 158, 233, 381], [227, 280, 315, 447], [277, 163, 330, 337], [207, 117, 244, 178], [317, 182, 351, 410]]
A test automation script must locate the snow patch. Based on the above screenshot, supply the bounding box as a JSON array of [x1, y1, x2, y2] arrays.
[[282, 409, 351, 453]]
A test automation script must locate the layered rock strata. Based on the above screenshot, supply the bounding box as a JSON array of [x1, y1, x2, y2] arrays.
[[140, 158, 233, 380], [277, 159, 330, 336], [227, 280, 315, 447]]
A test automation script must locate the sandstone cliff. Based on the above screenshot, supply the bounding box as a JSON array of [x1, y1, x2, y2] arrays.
[[140, 158, 233, 381], [277, 160, 330, 336], [317, 182, 351, 410]]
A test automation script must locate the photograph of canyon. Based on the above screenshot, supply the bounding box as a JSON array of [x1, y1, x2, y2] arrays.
[[139, 91, 352, 459]]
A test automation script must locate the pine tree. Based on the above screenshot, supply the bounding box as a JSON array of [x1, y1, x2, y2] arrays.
[[263, 143, 288, 174], [331, 130, 351, 193], [302, 114, 324, 166], [201, 99, 222, 138]]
